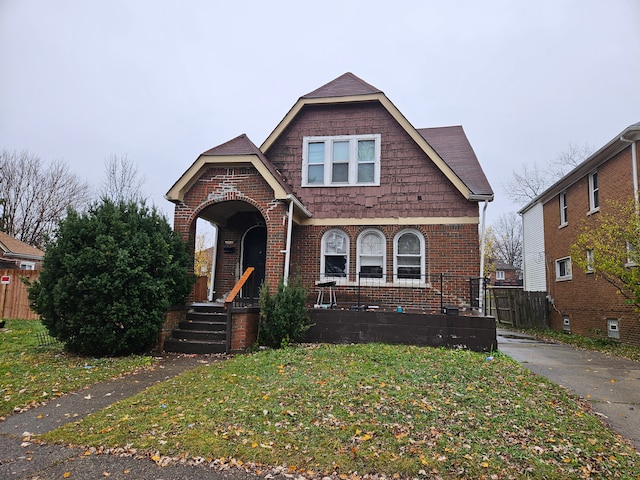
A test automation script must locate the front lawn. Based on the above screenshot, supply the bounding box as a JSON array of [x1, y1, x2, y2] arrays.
[[0, 319, 156, 418], [43, 343, 640, 479]]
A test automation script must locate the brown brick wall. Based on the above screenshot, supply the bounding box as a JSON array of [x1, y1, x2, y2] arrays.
[[543, 143, 640, 346], [265, 103, 477, 219]]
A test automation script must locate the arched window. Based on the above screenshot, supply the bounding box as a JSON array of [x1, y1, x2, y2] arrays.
[[321, 229, 349, 280], [394, 229, 425, 281], [357, 229, 385, 281]]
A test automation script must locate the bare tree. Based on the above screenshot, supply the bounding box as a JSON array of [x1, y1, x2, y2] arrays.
[[0, 149, 91, 248], [487, 212, 523, 269], [99, 154, 146, 203], [503, 143, 592, 206]]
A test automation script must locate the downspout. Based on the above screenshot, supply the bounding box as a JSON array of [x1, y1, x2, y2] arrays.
[[282, 199, 294, 286], [620, 136, 638, 211], [478, 200, 489, 313]]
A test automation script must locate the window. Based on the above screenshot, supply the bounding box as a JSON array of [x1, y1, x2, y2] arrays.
[[495, 270, 505, 281], [321, 229, 349, 280], [559, 192, 568, 226], [302, 134, 381, 186], [626, 242, 638, 267], [19, 261, 35, 270], [357, 229, 385, 281], [393, 229, 425, 281], [588, 171, 599, 212], [586, 249, 594, 273], [555, 257, 572, 281]]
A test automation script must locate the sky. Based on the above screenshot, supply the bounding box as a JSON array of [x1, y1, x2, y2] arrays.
[[1, 0, 639, 229]]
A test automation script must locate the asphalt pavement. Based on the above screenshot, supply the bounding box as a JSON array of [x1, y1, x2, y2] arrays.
[[1, 333, 639, 479]]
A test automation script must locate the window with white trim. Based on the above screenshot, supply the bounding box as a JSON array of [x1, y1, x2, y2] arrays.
[[357, 229, 385, 281], [495, 270, 505, 281], [19, 261, 35, 270], [393, 229, 425, 281], [586, 249, 594, 273], [321, 229, 349, 280], [556, 257, 572, 281], [559, 192, 568, 226], [626, 242, 638, 267], [302, 134, 381, 186], [588, 171, 599, 212]]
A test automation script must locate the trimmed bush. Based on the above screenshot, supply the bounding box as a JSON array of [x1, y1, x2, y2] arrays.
[[258, 276, 310, 348], [27, 200, 192, 356]]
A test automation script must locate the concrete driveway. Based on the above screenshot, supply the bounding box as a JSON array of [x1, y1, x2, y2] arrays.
[[497, 328, 640, 451]]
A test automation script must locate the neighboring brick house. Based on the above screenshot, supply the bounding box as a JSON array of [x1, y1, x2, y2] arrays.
[[520, 122, 640, 346], [489, 260, 522, 287], [166, 73, 494, 310], [0, 231, 44, 270]]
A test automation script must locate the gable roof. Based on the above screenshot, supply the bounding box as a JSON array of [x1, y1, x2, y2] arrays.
[[166, 134, 311, 217], [0, 231, 44, 260], [261, 72, 493, 202], [418, 126, 493, 197], [519, 122, 640, 215]]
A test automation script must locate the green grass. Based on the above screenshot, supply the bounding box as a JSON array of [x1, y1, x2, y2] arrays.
[[518, 328, 640, 362], [43, 343, 640, 479], [0, 319, 157, 417]]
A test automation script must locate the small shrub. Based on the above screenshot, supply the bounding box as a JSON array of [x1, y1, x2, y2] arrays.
[[258, 276, 310, 348]]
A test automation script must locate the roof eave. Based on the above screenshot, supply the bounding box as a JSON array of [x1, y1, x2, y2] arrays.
[[261, 93, 476, 201], [519, 123, 640, 215]]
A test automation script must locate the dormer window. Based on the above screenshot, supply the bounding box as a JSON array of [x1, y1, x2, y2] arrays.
[[302, 134, 381, 186]]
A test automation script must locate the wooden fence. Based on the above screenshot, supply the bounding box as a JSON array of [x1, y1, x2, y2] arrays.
[[0, 269, 40, 320], [490, 287, 548, 329]]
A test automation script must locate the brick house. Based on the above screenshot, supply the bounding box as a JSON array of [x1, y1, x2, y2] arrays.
[[166, 73, 494, 311], [489, 260, 522, 287], [520, 122, 640, 346], [0, 231, 44, 270]]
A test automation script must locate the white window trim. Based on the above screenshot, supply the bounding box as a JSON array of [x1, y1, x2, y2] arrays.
[[495, 270, 505, 280], [625, 242, 638, 268], [320, 229, 349, 283], [586, 249, 595, 273], [588, 171, 600, 214], [555, 256, 572, 281], [302, 134, 381, 187], [356, 228, 386, 283], [19, 261, 36, 270], [559, 192, 568, 227], [392, 229, 426, 284]]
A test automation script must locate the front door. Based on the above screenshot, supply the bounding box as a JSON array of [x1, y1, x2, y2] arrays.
[[242, 226, 267, 299]]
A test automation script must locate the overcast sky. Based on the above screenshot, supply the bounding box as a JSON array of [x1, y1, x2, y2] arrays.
[[1, 0, 639, 227]]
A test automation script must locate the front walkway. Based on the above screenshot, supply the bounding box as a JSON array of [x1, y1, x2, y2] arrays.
[[498, 329, 640, 451]]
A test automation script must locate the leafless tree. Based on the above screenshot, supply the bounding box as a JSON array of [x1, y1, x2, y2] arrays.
[[487, 212, 523, 269], [0, 149, 91, 248], [99, 154, 146, 203], [502, 143, 592, 206]]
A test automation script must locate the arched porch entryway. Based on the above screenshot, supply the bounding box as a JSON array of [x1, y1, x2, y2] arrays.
[[196, 199, 267, 303]]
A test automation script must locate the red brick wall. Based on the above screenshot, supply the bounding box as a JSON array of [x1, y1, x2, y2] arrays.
[[543, 143, 640, 346], [265, 103, 477, 219], [289, 223, 480, 310], [172, 166, 288, 298]]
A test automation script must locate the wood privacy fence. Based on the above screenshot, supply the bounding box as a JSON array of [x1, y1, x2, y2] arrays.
[[491, 287, 548, 329], [0, 269, 40, 320]]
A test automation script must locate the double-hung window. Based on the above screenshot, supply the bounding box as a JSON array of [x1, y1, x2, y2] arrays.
[[321, 229, 349, 280], [588, 171, 599, 213], [556, 257, 572, 281], [357, 229, 385, 281], [393, 229, 425, 281], [302, 134, 381, 186], [559, 192, 568, 226]]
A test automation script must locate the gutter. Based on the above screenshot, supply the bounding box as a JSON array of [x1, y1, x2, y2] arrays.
[[478, 200, 489, 313], [619, 134, 638, 211]]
